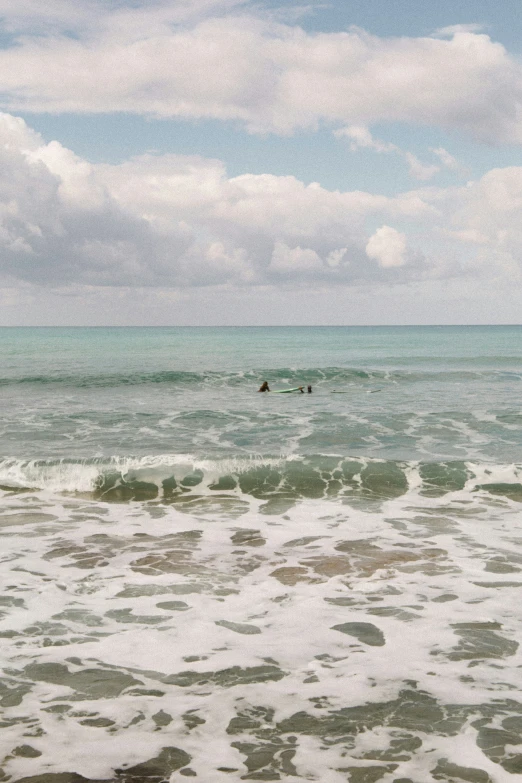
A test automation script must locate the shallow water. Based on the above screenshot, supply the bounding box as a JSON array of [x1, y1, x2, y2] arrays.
[[1, 326, 522, 782]]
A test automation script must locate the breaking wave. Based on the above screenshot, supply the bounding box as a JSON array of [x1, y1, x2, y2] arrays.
[[2, 453, 522, 504]]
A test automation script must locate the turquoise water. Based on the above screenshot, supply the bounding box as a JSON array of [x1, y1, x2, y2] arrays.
[[2, 327, 522, 782], [1, 325, 522, 468]]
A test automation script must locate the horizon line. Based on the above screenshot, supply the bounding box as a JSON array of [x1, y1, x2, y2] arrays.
[[1, 324, 521, 329]]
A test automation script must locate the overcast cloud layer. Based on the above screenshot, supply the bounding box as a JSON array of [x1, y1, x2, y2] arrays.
[[1, 0, 522, 323]]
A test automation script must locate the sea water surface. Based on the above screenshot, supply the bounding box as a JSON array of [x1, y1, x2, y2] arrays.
[[1, 326, 522, 782]]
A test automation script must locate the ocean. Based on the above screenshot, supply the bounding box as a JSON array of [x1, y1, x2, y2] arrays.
[[1, 325, 522, 783]]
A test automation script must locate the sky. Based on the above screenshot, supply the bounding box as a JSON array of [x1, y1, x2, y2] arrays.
[[1, 1, 522, 324]]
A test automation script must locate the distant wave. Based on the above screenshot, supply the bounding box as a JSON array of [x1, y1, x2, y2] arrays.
[[0, 365, 519, 389]]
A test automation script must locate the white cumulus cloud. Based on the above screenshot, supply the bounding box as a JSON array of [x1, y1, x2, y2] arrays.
[[3, 111, 522, 305], [0, 6, 519, 142], [366, 226, 408, 268], [0, 112, 425, 289], [270, 242, 323, 274]]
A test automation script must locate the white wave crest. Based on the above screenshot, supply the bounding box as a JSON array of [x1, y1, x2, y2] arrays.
[[0, 454, 287, 493]]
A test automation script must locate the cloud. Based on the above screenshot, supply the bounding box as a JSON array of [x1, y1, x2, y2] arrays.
[[0, 0, 246, 35], [0, 112, 437, 291], [434, 24, 486, 37], [335, 127, 465, 183], [334, 125, 398, 154], [270, 242, 323, 274], [404, 152, 440, 181], [366, 226, 408, 268], [0, 113, 192, 286], [430, 147, 460, 171], [4, 112, 522, 300], [438, 167, 522, 274], [0, 6, 520, 142], [327, 247, 348, 267]]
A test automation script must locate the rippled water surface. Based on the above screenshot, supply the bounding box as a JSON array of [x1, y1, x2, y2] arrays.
[[1, 326, 522, 783]]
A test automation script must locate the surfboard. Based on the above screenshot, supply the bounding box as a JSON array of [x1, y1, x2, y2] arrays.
[[331, 389, 382, 394], [270, 387, 303, 394]]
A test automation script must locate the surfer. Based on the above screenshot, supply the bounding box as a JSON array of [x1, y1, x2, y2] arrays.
[[258, 382, 306, 393], [307, 385, 312, 393]]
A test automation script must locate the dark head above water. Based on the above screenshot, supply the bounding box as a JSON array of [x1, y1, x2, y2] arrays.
[[258, 381, 270, 392]]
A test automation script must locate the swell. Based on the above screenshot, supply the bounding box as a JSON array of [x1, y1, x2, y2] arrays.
[[1, 454, 522, 505], [0, 366, 520, 389]]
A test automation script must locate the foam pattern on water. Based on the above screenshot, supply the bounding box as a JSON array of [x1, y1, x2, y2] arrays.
[[1, 475, 522, 782], [2, 326, 522, 781], [1, 454, 522, 505]]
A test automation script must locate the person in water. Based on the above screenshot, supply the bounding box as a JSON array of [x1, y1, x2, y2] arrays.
[[258, 382, 308, 393], [307, 385, 312, 393]]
